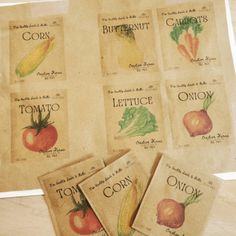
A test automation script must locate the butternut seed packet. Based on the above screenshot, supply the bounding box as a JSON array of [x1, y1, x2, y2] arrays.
[[98, 10, 158, 76], [38, 157, 107, 236], [11, 89, 69, 162], [157, 1, 221, 71], [103, 81, 166, 153], [165, 76, 233, 148], [132, 156, 220, 236], [10, 16, 65, 83], [79, 151, 149, 236]]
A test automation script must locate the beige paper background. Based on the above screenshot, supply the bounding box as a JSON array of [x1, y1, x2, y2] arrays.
[[0, 0, 235, 192], [103, 81, 166, 153], [39, 157, 106, 236], [11, 89, 68, 162], [166, 76, 232, 148], [80, 152, 149, 236], [9, 16, 65, 84], [157, 1, 221, 71], [133, 156, 220, 236]]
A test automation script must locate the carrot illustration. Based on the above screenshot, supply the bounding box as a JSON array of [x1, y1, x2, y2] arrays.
[[191, 22, 203, 58], [181, 16, 193, 54], [170, 26, 192, 62]]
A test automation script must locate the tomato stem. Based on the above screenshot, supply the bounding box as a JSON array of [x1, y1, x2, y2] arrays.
[[23, 110, 54, 135], [67, 189, 91, 218]]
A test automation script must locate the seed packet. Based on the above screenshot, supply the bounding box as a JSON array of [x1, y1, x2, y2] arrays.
[[157, 1, 221, 71], [103, 81, 166, 153], [9, 16, 65, 83], [11, 89, 68, 162], [166, 77, 232, 148], [98, 10, 158, 76], [79, 151, 149, 236], [38, 157, 106, 236], [132, 156, 220, 236]]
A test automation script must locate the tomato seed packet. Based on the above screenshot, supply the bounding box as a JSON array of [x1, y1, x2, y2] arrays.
[[79, 151, 149, 236], [103, 81, 166, 153], [166, 76, 233, 148], [98, 10, 158, 76], [38, 157, 107, 236], [9, 16, 65, 84], [11, 89, 68, 162], [132, 156, 220, 236], [157, 1, 221, 71]]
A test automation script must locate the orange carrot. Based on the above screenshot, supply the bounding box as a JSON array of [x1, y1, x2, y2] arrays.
[[191, 23, 203, 58], [184, 33, 193, 56], [191, 37, 199, 59], [181, 17, 194, 55], [177, 44, 192, 62]]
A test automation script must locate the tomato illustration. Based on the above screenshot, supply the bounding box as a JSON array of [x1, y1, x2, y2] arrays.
[[69, 208, 103, 234], [22, 111, 58, 152], [68, 190, 103, 235]]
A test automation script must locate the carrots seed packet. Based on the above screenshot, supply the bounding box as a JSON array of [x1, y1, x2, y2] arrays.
[[98, 10, 158, 76], [165, 76, 233, 148], [157, 1, 221, 71], [79, 151, 149, 236], [103, 81, 166, 153], [11, 89, 68, 162], [10, 16, 65, 83], [132, 156, 220, 236], [38, 157, 107, 236]]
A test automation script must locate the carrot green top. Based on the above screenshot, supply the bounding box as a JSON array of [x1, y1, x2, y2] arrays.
[[170, 25, 183, 45], [180, 16, 193, 32], [191, 22, 203, 37], [170, 16, 203, 42], [179, 16, 203, 36]]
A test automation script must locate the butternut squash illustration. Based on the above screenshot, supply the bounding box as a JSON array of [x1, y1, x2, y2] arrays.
[[115, 25, 144, 69]]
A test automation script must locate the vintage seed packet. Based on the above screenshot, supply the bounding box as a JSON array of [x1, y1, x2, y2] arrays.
[[132, 156, 220, 236], [9, 16, 65, 83], [39, 157, 106, 236], [157, 1, 221, 71], [11, 89, 68, 162], [166, 77, 232, 148], [98, 10, 158, 76], [103, 81, 166, 153], [79, 152, 149, 236]]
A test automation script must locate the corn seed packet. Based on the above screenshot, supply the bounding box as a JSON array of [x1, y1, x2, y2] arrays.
[[103, 81, 166, 153], [79, 151, 149, 236], [9, 16, 65, 83], [166, 77, 232, 148], [11, 89, 68, 162], [99, 10, 158, 76], [38, 157, 107, 236], [157, 1, 221, 71], [132, 156, 220, 236]]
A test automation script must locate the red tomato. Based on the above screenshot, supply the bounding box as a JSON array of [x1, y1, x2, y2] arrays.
[[22, 124, 58, 152], [69, 208, 103, 235]]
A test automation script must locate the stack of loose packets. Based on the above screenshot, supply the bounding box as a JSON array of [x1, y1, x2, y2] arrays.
[[39, 151, 220, 236]]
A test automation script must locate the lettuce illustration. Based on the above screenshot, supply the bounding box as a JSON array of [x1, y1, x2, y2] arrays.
[[117, 106, 158, 138]]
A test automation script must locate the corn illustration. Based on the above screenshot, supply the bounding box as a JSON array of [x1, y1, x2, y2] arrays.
[[15, 36, 55, 77], [117, 179, 142, 236]]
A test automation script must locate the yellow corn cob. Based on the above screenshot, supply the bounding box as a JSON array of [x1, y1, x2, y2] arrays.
[[117, 179, 142, 236], [15, 36, 55, 78]]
